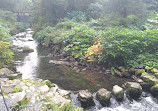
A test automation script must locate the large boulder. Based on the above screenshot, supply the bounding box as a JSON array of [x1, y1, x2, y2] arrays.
[[0, 68, 14, 78], [96, 88, 111, 107], [78, 90, 95, 108], [124, 82, 142, 100], [150, 84, 158, 97], [112, 85, 124, 102]]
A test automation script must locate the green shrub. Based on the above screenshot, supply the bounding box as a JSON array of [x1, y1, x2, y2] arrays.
[[64, 25, 97, 60], [0, 25, 13, 68], [15, 22, 27, 32], [34, 26, 65, 48], [99, 27, 158, 67], [0, 10, 17, 34], [34, 26, 54, 44], [56, 19, 79, 29]]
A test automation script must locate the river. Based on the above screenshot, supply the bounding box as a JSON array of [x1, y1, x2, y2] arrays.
[[13, 29, 158, 111]]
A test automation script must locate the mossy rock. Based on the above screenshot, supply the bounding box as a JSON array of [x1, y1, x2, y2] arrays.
[[126, 88, 142, 100], [150, 84, 158, 97], [7, 73, 22, 80], [43, 80, 54, 88], [140, 82, 154, 91], [124, 82, 142, 100], [151, 68, 158, 77], [118, 66, 126, 72], [112, 85, 124, 102], [128, 68, 136, 75], [145, 66, 153, 73], [11, 86, 22, 93], [135, 69, 145, 76], [141, 72, 158, 85], [23, 47, 34, 53]]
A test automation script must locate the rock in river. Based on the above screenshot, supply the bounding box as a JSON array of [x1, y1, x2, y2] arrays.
[[22, 47, 34, 53], [124, 82, 142, 100], [78, 90, 95, 108], [96, 88, 111, 107], [150, 84, 158, 97], [112, 85, 124, 102], [141, 72, 158, 85]]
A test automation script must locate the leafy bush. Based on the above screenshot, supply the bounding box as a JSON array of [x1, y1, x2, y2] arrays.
[[0, 10, 17, 34], [15, 22, 27, 32], [0, 25, 13, 68], [99, 27, 158, 67], [64, 25, 97, 60], [56, 19, 79, 29], [34, 26, 54, 44], [85, 39, 102, 62], [128, 53, 158, 68]]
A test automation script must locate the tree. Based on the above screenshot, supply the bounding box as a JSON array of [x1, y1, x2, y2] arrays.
[[102, 0, 145, 18]]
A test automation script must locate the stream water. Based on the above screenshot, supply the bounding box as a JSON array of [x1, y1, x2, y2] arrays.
[[13, 30, 158, 111]]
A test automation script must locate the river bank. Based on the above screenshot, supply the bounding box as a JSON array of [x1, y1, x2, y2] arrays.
[[1, 29, 158, 111]]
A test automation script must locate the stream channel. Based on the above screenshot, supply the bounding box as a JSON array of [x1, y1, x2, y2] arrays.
[[13, 29, 158, 111]]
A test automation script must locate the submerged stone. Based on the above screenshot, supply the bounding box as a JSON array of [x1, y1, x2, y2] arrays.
[[96, 88, 111, 107]]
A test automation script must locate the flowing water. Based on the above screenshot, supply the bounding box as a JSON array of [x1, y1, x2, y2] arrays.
[[13, 30, 158, 111]]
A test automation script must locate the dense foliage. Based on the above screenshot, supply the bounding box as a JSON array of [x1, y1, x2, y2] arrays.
[[19, 0, 158, 68], [99, 27, 158, 67], [0, 25, 13, 68]]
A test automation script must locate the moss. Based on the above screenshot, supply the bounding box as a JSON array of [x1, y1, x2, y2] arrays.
[[141, 72, 158, 85], [44, 80, 53, 88], [127, 87, 142, 100], [58, 103, 83, 111], [7, 74, 19, 80], [150, 84, 158, 97], [118, 66, 126, 72], [145, 66, 153, 73], [135, 69, 145, 76], [114, 90, 124, 102], [17, 95, 28, 110], [11, 86, 22, 93]]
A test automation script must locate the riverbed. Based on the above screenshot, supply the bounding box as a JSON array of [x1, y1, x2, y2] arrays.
[[13, 30, 158, 111]]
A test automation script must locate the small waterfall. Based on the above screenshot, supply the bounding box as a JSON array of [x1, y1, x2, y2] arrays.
[[70, 92, 158, 111]]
